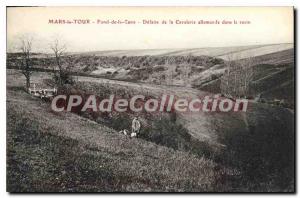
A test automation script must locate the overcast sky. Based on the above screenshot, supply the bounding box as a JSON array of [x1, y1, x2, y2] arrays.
[[7, 7, 294, 52]]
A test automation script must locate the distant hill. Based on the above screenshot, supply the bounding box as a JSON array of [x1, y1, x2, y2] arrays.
[[194, 48, 294, 107], [70, 43, 293, 58]]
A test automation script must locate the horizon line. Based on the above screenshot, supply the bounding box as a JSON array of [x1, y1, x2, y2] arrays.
[[7, 42, 293, 54]]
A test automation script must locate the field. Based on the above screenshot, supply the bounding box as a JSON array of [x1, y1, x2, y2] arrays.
[[71, 43, 292, 58]]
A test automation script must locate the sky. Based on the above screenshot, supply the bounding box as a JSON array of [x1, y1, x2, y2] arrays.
[[7, 6, 294, 52]]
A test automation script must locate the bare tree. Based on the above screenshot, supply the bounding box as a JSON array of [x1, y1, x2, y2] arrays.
[[220, 54, 254, 98], [180, 54, 192, 87], [239, 58, 254, 97], [182, 64, 191, 86], [165, 57, 176, 85], [17, 34, 34, 90], [49, 37, 68, 85], [165, 65, 176, 85], [220, 55, 234, 97]]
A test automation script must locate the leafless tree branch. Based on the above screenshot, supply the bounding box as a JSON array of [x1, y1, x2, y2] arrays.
[[17, 34, 34, 90]]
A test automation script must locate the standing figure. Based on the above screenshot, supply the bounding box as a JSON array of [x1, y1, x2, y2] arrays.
[[131, 116, 141, 137]]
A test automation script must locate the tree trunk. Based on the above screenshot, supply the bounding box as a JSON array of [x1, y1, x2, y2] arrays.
[[26, 76, 30, 91]]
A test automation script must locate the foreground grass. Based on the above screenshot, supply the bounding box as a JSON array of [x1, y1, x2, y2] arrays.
[[7, 88, 217, 192]]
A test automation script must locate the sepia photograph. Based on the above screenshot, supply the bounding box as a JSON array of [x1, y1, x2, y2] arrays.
[[6, 6, 295, 192]]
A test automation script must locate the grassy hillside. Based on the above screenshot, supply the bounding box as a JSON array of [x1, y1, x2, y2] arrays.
[[194, 49, 294, 108], [7, 88, 217, 192], [7, 67, 295, 192], [7, 71, 295, 192], [6, 43, 295, 191]]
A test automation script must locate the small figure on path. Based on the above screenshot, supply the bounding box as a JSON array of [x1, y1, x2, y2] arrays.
[[131, 116, 141, 138]]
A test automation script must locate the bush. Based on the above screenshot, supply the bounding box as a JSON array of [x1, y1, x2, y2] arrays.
[[53, 71, 74, 85], [140, 117, 191, 150], [138, 116, 215, 160], [107, 113, 131, 131]]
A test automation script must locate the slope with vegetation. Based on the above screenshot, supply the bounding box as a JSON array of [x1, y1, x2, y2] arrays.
[[6, 43, 295, 192]]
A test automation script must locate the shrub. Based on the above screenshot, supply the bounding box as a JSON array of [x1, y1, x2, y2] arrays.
[[53, 71, 74, 85], [107, 113, 131, 131], [139, 117, 191, 151]]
